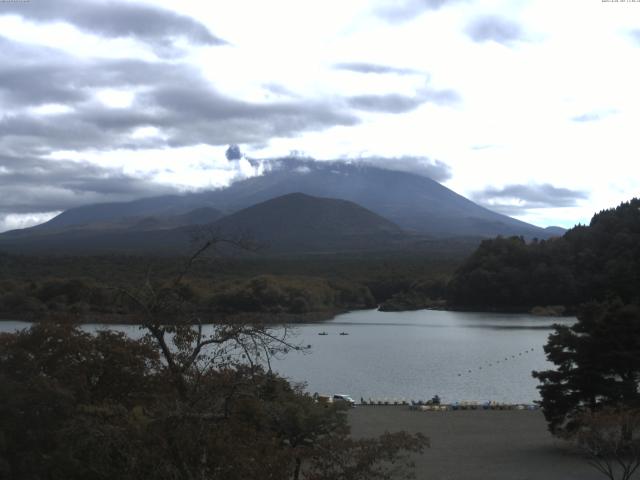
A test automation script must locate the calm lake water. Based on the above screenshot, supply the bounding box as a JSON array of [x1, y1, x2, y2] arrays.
[[0, 309, 574, 404]]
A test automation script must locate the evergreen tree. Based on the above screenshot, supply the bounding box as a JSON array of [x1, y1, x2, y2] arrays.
[[533, 301, 640, 435]]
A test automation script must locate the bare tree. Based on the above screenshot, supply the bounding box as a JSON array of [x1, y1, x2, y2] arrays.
[[116, 234, 303, 398], [107, 233, 426, 480], [108, 234, 314, 480], [574, 407, 640, 480]]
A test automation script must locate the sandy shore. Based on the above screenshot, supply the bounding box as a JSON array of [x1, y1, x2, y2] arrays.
[[348, 406, 605, 480]]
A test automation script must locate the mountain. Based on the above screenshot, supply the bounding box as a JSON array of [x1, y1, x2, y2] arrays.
[[28, 158, 552, 240], [0, 206, 223, 254], [0, 194, 408, 255], [543, 226, 567, 237], [117, 207, 223, 231], [211, 193, 405, 253], [2, 207, 223, 236], [190, 159, 550, 238], [36, 195, 215, 230]]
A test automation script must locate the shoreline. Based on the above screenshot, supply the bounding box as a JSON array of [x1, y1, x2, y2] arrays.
[[381, 303, 575, 317], [0, 309, 346, 325], [0, 303, 576, 326]]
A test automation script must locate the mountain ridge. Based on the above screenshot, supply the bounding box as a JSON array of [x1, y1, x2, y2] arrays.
[[0, 193, 410, 255], [27, 158, 561, 239], [0, 159, 567, 255], [211, 192, 406, 253]]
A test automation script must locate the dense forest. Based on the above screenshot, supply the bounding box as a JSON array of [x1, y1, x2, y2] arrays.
[[447, 198, 640, 311], [2, 198, 638, 321], [0, 251, 460, 322]]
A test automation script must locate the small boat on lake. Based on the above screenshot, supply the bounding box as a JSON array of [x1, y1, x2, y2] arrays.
[[318, 332, 328, 336], [339, 332, 349, 336]]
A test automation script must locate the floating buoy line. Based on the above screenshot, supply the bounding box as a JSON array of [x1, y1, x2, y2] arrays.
[[456, 347, 537, 377]]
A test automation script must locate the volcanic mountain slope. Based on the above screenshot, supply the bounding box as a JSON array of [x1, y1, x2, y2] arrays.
[[27, 158, 557, 239], [0, 207, 223, 237], [211, 193, 405, 253], [0, 194, 407, 254], [202, 159, 555, 238]]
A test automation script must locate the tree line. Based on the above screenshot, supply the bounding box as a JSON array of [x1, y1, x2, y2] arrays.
[[0, 275, 376, 322], [447, 198, 640, 311], [0, 251, 460, 322]]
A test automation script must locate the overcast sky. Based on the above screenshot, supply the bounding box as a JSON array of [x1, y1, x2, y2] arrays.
[[1, 0, 639, 232]]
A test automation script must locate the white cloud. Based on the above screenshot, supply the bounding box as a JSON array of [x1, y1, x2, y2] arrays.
[[95, 89, 136, 109], [0, 212, 61, 232], [1, 0, 639, 230], [27, 104, 74, 116]]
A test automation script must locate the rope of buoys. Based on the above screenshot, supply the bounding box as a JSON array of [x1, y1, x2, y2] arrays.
[[455, 347, 537, 377]]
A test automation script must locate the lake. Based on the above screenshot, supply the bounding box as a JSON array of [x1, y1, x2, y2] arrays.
[[0, 309, 574, 404]]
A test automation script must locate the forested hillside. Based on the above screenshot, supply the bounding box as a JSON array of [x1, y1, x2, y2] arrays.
[[0, 251, 461, 322], [447, 198, 640, 311]]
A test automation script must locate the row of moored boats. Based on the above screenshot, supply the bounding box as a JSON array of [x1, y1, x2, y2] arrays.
[[359, 398, 539, 410]]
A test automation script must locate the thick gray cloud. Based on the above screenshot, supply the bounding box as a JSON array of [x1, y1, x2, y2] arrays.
[[376, 0, 464, 22], [0, 36, 88, 107], [466, 16, 524, 45], [347, 93, 426, 113], [0, 29, 456, 224], [0, 44, 184, 109], [265, 155, 452, 182], [0, 36, 364, 225], [0, 40, 360, 155], [347, 85, 459, 113], [0, 154, 178, 217], [357, 156, 452, 181], [0, 0, 225, 54], [473, 183, 589, 215], [0, 99, 358, 154], [334, 62, 419, 75], [0, 35, 68, 64]]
